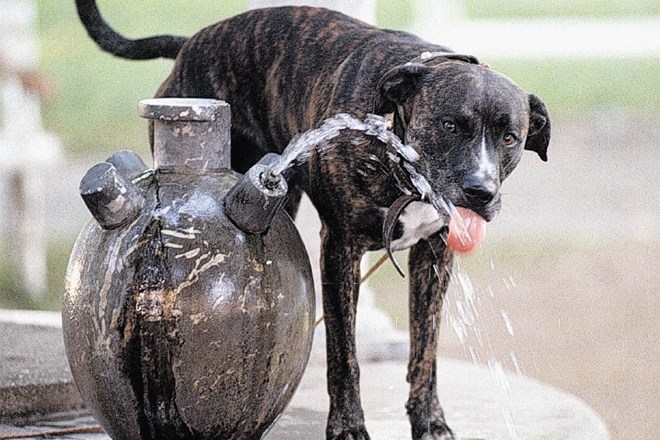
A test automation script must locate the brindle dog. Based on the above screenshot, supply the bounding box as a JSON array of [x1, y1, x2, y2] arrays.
[[76, 2, 551, 439]]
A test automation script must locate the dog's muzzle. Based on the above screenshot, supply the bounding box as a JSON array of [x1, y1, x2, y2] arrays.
[[461, 175, 500, 221]]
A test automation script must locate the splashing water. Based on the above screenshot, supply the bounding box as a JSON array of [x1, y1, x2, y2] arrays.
[[269, 113, 416, 174], [510, 351, 523, 376], [445, 258, 524, 439], [501, 310, 515, 336]]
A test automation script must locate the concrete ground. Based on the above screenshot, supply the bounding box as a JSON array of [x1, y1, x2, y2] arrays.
[[0, 319, 84, 422], [0, 310, 609, 439]]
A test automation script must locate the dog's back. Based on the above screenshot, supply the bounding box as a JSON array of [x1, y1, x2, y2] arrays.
[[76, 1, 446, 154], [157, 7, 447, 148]]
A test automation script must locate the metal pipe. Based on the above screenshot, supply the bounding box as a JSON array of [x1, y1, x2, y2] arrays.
[[138, 98, 231, 172], [224, 152, 289, 234], [79, 162, 145, 230]]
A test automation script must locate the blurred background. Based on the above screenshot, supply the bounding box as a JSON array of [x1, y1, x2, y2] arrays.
[[0, 1, 657, 439]]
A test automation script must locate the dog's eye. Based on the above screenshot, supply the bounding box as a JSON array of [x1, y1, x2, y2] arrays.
[[443, 121, 457, 133], [503, 133, 518, 146]]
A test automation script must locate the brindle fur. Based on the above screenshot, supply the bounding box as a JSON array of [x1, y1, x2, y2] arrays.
[[76, 3, 551, 439]]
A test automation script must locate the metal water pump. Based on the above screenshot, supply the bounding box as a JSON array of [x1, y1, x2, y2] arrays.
[[62, 98, 315, 439]]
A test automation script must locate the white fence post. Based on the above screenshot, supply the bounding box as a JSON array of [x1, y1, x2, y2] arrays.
[[0, 0, 62, 300], [411, 0, 660, 59]]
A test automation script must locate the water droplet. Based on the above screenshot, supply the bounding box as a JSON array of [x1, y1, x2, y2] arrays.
[[503, 276, 516, 291], [488, 359, 510, 394], [502, 406, 520, 440], [432, 263, 441, 279], [468, 345, 480, 365], [510, 352, 523, 376], [486, 285, 495, 298], [500, 310, 514, 336]]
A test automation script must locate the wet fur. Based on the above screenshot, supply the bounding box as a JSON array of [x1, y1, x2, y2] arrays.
[[77, 3, 551, 439]]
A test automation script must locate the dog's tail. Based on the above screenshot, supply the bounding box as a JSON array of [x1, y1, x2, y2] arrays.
[[76, 0, 187, 60]]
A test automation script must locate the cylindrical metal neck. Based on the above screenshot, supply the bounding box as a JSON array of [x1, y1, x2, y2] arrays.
[[139, 98, 231, 173]]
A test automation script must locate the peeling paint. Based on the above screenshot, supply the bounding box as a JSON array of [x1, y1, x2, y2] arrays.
[[162, 229, 197, 240], [176, 251, 229, 294], [175, 247, 201, 259], [135, 289, 181, 322]]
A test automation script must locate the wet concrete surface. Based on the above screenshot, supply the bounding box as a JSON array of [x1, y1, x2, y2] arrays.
[[0, 312, 610, 439], [0, 315, 84, 423]]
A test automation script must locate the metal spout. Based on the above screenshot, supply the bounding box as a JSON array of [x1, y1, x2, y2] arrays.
[[139, 98, 231, 172], [224, 153, 289, 234], [80, 162, 145, 230], [106, 150, 149, 180]]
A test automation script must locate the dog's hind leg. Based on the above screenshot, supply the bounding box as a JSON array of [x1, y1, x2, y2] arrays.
[[320, 225, 371, 440], [406, 234, 455, 440]]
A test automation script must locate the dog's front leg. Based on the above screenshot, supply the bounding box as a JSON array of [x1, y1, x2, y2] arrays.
[[407, 234, 455, 440], [320, 225, 370, 440]]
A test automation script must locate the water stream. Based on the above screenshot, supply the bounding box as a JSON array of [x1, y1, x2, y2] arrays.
[[446, 258, 523, 439], [265, 113, 453, 216]]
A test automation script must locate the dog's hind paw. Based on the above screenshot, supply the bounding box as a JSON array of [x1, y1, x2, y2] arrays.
[[327, 426, 371, 440]]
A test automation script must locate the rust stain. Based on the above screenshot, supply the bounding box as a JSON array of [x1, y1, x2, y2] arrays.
[[135, 288, 182, 322]]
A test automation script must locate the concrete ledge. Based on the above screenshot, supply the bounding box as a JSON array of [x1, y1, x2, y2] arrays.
[[0, 309, 62, 328], [0, 310, 610, 439], [268, 359, 611, 439], [0, 311, 85, 422]]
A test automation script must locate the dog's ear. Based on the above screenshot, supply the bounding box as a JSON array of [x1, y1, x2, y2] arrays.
[[431, 52, 479, 65], [374, 63, 431, 114], [525, 94, 551, 162], [525, 94, 550, 162]]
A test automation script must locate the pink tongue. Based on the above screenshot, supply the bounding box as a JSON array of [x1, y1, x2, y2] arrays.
[[447, 207, 486, 254]]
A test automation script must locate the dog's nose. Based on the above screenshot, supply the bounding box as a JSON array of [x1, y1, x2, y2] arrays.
[[462, 176, 498, 206]]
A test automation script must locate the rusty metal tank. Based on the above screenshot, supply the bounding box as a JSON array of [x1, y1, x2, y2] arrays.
[[62, 98, 315, 439]]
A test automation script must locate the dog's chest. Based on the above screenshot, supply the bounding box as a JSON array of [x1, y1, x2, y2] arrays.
[[386, 201, 445, 251]]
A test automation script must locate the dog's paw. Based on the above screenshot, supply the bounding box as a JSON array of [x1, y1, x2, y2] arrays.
[[414, 420, 455, 440], [327, 425, 371, 440]]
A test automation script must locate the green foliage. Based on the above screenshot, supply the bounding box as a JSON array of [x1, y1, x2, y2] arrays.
[[36, 1, 245, 155], [490, 58, 660, 113], [376, 0, 415, 30], [375, 0, 659, 24]]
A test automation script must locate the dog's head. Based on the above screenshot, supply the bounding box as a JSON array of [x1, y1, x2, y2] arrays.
[[375, 54, 550, 221]]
